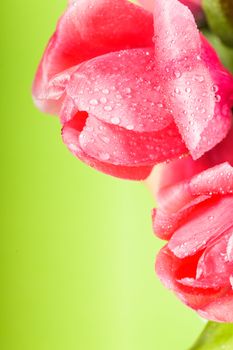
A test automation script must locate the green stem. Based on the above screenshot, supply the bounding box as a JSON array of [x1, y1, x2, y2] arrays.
[[189, 322, 233, 350]]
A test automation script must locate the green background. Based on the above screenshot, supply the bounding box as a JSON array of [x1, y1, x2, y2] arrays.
[[1, 1, 203, 349]]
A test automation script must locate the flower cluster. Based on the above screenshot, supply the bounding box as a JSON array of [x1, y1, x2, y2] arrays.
[[152, 126, 233, 322], [33, 0, 233, 322]]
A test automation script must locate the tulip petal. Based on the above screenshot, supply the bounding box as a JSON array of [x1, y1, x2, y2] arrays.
[[157, 156, 212, 190], [191, 162, 233, 196], [153, 0, 201, 65], [198, 295, 233, 323], [62, 110, 186, 179], [156, 246, 222, 309], [153, 0, 232, 159], [33, 0, 153, 113], [168, 195, 233, 258], [80, 117, 186, 166], [62, 112, 153, 179], [194, 231, 233, 287], [62, 48, 174, 132], [153, 194, 210, 240], [139, 0, 204, 22]]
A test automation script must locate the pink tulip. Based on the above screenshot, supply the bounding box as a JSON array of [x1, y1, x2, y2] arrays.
[[33, 0, 233, 180], [153, 127, 233, 322]]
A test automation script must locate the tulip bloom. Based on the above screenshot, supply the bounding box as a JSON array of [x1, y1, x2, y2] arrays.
[[33, 0, 233, 179], [152, 127, 233, 322]]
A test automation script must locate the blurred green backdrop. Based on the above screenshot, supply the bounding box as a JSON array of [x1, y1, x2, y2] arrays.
[[1, 1, 204, 349]]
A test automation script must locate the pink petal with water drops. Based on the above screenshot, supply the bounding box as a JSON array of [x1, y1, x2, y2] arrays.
[[153, 193, 210, 240], [157, 156, 212, 191], [139, 0, 203, 21], [168, 196, 233, 258], [79, 116, 186, 167], [190, 162, 233, 196], [153, 0, 232, 159], [156, 246, 222, 309], [198, 295, 233, 323], [193, 231, 233, 287], [62, 48, 173, 131], [60, 97, 186, 178], [62, 112, 153, 179], [57, 47, 192, 178], [148, 123, 233, 199], [33, 0, 153, 113], [153, 0, 201, 65]]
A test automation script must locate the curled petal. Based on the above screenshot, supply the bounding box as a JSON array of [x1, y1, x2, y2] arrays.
[[198, 295, 233, 323], [33, 0, 153, 113], [191, 162, 233, 196], [148, 124, 233, 199], [194, 231, 233, 288], [168, 195, 233, 258], [153, 0, 232, 158], [153, 194, 210, 240], [153, 0, 201, 65], [62, 111, 186, 179], [62, 112, 153, 179], [156, 246, 222, 309], [62, 48, 174, 132]]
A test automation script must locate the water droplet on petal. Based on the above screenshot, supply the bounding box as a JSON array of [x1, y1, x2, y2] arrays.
[[215, 95, 221, 103], [89, 99, 98, 106], [100, 97, 107, 104], [195, 75, 204, 82], [125, 87, 132, 94], [99, 152, 110, 161], [212, 84, 219, 93], [104, 105, 113, 111], [174, 70, 181, 78], [111, 117, 120, 125], [174, 88, 181, 94], [126, 124, 134, 130]]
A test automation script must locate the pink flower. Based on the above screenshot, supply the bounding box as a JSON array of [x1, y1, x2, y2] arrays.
[[33, 0, 233, 180], [153, 127, 233, 322]]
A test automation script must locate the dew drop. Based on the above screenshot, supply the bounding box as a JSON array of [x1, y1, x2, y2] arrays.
[[126, 124, 134, 130], [195, 75, 204, 82], [104, 105, 113, 111], [215, 94, 221, 103], [111, 117, 120, 125], [99, 152, 110, 161], [89, 99, 98, 106], [100, 97, 107, 104], [174, 70, 181, 78], [125, 87, 132, 94]]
